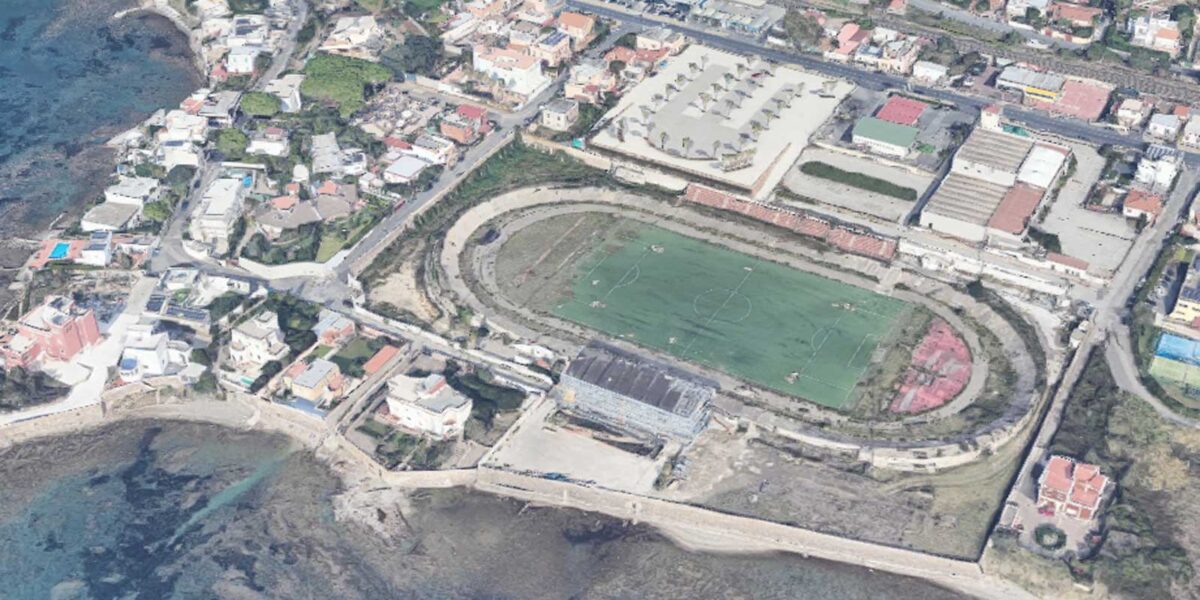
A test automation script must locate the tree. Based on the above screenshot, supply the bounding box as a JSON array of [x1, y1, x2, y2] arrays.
[[142, 200, 172, 223], [166, 165, 196, 195], [301, 53, 393, 117], [241, 91, 281, 117], [213, 128, 249, 159], [782, 9, 823, 49], [380, 35, 444, 78], [609, 59, 626, 75]]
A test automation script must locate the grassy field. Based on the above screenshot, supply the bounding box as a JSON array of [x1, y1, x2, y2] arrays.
[[539, 224, 909, 408]]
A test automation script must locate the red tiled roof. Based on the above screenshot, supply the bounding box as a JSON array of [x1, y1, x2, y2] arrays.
[[1124, 189, 1164, 216], [987, 183, 1045, 234], [1047, 252, 1089, 270], [457, 104, 488, 121], [876, 96, 928, 127], [363, 345, 401, 375], [1042, 456, 1074, 494]]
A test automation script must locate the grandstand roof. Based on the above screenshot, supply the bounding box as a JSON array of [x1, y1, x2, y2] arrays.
[[565, 340, 716, 418], [924, 172, 1009, 225]]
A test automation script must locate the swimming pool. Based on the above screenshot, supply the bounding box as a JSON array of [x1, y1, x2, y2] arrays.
[[48, 242, 70, 260]]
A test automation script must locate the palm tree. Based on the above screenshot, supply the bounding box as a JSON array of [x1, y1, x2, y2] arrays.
[[736, 62, 746, 77], [723, 72, 735, 87], [698, 91, 712, 110], [712, 140, 721, 158], [659, 131, 669, 148], [682, 136, 693, 156]]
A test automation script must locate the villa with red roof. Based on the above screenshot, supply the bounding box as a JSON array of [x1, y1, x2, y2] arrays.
[[1123, 189, 1164, 224], [1038, 455, 1110, 520]]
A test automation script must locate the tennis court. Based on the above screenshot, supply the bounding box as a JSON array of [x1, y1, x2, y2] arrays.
[[553, 225, 909, 409]]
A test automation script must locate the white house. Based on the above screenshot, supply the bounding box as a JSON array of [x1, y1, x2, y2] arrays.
[[189, 178, 246, 255], [119, 324, 186, 381], [912, 60, 949, 84], [472, 45, 551, 98], [226, 45, 263, 75], [1147, 113, 1181, 141], [105, 177, 161, 206], [247, 127, 290, 157], [383, 372, 472, 439], [264, 74, 305, 113], [78, 231, 113, 266], [406, 134, 458, 165], [229, 311, 289, 377], [1115, 98, 1148, 129], [384, 155, 431, 184], [1134, 145, 1182, 192], [1129, 15, 1183, 57], [161, 110, 209, 143]]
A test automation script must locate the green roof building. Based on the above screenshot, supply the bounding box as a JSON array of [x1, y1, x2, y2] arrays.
[[851, 116, 919, 158]]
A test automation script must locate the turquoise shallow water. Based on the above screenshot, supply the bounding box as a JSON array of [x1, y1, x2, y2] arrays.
[[0, 0, 199, 234], [0, 420, 970, 599]]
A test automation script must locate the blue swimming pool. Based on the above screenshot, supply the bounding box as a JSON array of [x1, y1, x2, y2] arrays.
[[48, 242, 70, 260]]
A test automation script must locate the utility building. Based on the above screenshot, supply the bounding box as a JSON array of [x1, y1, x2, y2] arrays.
[[558, 341, 716, 441]]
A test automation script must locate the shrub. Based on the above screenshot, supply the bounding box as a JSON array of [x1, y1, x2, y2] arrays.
[[799, 161, 918, 201]]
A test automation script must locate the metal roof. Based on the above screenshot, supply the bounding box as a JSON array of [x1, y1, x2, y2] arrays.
[[565, 340, 716, 418]]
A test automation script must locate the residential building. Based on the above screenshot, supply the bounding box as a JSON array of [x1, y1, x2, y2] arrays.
[[284, 358, 344, 403], [189, 178, 246, 255], [911, 60, 948, 84], [1038, 455, 1110, 520], [540, 98, 580, 132], [159, 140, 202, 171], [1147, 113, 1181, 141], [851, 116, 918, 158], [1, 296, 101, 369], [383, 155, 431, 184], [530, 30, 572, 67], [996, 66, 1064, 103], [1169, 256, 1200, 326], [636, 27, 686, 54], [81, 201, 141, 232], [557, 11, 596, 46], [320, 15, 385, 60], [440, 104, 491, 144], [558, 341, 716, 441], [1115, 98, 1149, 129], [1129, 15, 1183, 56], [197, 90, 241, 127], [161, 110, 209, 143], [406, 134, 458, 165], [78, 231, 113, 267], [229, 311, 289, 376], [118, 324, 182, 382], [247, 127, 290, 157], [1122, 188, 1164, 223], [263, 74, 305, 113], [105, 177, 160, 206], [310, 132, 345, 175], [564, 58, 618, 103], [227, 14, 269, 48], [226, 45, 262, 75], [1182, 119, 1200, 150], [473, 45, 551, 99], [363, 344, 402, 376], [383, 372, 472, 439], [312, 309, 355, 346], [1006, 0, 1049, 19], [1134, 144, 1181, 192]]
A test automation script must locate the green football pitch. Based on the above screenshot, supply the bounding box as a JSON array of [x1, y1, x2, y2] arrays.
[[553, 225, 910, 409]]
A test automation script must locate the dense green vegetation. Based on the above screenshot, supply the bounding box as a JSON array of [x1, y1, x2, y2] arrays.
[[361, 136, 610, 289], [800, 161, 918, 201], [440, 361, 525, 429], [261, 293, 321, 355], [1048, 351, 1194, 597], [330, 337, 388, 378], [240, 91, 281, 117], [380, 35, 444, 78], [300, 54, 392, 117], [213, 128, 249, 160], [0, 368, 69, 412]]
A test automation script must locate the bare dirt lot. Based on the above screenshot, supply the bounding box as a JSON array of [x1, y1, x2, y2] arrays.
[[662, 424, 1026, 560]]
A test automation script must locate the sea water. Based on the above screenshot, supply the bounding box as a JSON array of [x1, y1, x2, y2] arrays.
[[0, 420, 969, 599], [0, 0, 199, 235]]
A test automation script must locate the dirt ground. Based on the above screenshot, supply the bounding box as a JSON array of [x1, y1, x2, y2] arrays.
[[661, 425, 1025, 560], [368, 241, 441, 325]]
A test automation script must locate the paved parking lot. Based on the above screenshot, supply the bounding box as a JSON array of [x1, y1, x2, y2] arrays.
[[1039, 142, 1134, 275], [782, 147, 935, 223]]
